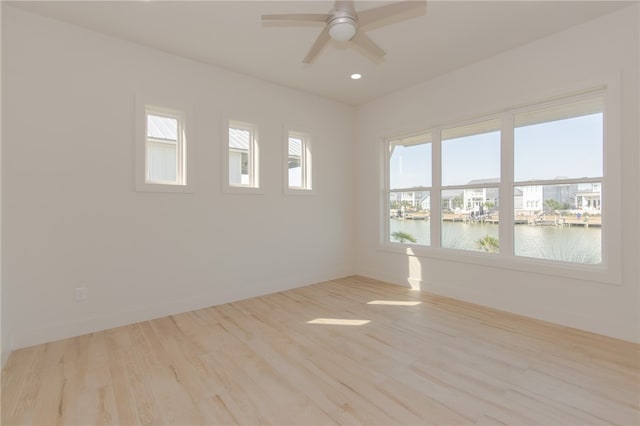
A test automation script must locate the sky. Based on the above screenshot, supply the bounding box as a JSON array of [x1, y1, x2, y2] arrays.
[[514, 113, 602, 181], [389, 143, 431, 189], [389, 113, 602, 189], [442, 131, 500, 185]]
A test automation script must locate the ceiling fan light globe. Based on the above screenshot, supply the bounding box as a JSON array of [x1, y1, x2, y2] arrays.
[[328, 19, 357, 42]]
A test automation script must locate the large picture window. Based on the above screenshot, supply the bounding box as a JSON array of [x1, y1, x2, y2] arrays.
[[385, 90, 607, 268]]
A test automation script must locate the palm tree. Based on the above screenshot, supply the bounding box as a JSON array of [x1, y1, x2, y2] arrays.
[[475, 235, 499, 253], [391, 231, 417, 243], [544, 199, 561, 212], [452, 196, 463, 209]]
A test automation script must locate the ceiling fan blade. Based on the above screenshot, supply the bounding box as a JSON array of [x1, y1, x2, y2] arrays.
[[351, 31, 386, 59], [335, 1, 355, 11], [303, 26, 331, 64], [358, 1, 425, 27], [261, 13, 329, 23]]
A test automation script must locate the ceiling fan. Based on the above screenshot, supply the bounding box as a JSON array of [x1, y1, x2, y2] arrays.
[[261, 1, 425, 64]]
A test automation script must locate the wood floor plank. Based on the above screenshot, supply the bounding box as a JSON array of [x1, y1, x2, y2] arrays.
[[106, 348, 139, 426], [2, 276, 639, 425]]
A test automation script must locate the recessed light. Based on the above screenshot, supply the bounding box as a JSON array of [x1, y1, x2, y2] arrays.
[[350, 73, 362, 80]]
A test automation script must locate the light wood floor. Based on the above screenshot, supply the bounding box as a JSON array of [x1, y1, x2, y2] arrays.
[[2, 276, 639, 425]]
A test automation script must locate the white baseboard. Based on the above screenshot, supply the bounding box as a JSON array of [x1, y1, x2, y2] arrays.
[[10, 273, 348, 350], [360, 273, 640, 344], [426, 278, 639, 344]]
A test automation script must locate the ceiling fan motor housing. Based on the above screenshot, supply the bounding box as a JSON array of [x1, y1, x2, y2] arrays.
[[328, 10, 358, 42], [261, 1, 425, 63]]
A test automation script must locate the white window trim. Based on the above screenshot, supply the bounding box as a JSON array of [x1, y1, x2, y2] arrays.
[[284, 127, 314, 195], [386, 132, 433, 245], [223, 118, 261, 194], [135, 95, 194, 193], [380, 75, 622, 286]]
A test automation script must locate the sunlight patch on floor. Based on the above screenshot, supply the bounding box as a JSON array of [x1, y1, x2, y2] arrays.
[[306, 318, 371, 326], [367, 300, 422, 306]]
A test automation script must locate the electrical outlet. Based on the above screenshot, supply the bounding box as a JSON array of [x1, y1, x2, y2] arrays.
[[74, 287, 88, 302]]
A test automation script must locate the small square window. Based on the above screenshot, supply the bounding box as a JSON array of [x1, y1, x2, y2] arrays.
[[286, 130, 312, 193], [135, 96, 193, 193], [226, 120, 259, 191], [146, 113, 180, 184]]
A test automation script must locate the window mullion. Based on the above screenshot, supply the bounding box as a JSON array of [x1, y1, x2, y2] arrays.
[[383, 138, 392, 245], [514, 177, 602, 187], [177, 120, 184, 185], [431, 129, 442, 248], [500, 112, 514, 257], [250, 130, 257, 187]]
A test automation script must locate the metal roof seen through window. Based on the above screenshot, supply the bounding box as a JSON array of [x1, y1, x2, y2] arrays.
[[229, 127, 251, 151], [147, 114, 177, 140]]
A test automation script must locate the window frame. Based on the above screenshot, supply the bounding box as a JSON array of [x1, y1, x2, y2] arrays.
[[439, 117, 502, 253], [284, 127, 314, 194], [511, 93, 606, 265], [135, 95, 194, 193], [385, 132, 433, 246], [224, 119, 261, 194], [381, 80, 621, 285]]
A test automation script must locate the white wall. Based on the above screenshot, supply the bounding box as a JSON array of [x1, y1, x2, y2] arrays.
[[2, 7, 355, 350], [355, 5, 640, 343], [0, 2, 6, 368]]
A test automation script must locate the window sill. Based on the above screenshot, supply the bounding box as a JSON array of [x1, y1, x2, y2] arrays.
[[379, 243, 621, 286], [136, 182, 193, 193], [223, 185, 263, 195], [285, 188, 315, 196]]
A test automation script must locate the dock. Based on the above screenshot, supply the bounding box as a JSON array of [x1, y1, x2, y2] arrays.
[[438, 213, 601, 227]]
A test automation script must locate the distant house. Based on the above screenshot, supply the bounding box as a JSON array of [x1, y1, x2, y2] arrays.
[[400, 192, 418, 208], [463, 178, 499, 213], [544, 183, 578, 210], [514, 180, 600, 214], [521, 185, 543, 213], [390, 191, 429, 211], [420, 193, 431, 210], [514, 187, 524, 211], [146, 114, 178, 182], [576, 182, 602, 211], [441, 191, 463, 212], [288, 136, 303, 187], [460, 178, 601, 215]]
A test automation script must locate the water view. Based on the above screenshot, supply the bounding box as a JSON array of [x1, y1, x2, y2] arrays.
[[390, 219, 601, 264], [387, 105, 604, 265]]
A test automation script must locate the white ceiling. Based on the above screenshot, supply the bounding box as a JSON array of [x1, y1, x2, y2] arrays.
[[9, 1, 634, 105]]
